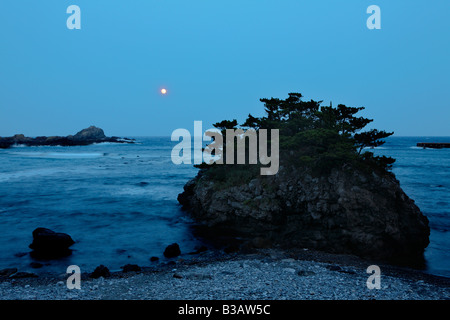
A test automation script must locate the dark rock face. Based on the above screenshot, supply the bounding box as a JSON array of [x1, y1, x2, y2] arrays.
[[163, 243, 181, 258], [178, 165, 430, 266], [29, 228, 75, 259], [0, 126, 134, 148]]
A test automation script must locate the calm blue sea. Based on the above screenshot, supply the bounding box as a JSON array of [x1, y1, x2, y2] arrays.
[[373, 137, 450, 278], [0, 136, 448, 278]]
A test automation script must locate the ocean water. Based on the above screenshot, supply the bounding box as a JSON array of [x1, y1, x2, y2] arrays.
[[0, 136, 448, 278], [0, 137, 202, 275], [373, 137, 450, 278]]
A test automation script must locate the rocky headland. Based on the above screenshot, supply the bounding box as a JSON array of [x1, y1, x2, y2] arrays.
[[0, 126, 134, 149]]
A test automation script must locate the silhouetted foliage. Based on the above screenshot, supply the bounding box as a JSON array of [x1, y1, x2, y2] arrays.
[[213, 120, 238, 134], [201, 92, 395, 179]]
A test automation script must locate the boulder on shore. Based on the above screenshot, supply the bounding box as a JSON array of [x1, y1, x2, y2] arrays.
[[121, 264, 142, 273], [90, 265, 110, 278], [164, 243, 181, 258], [29, 228, 75, 259], [178, 165, 430, 266]]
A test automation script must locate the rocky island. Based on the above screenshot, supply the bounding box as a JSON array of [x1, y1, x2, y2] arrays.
[[0, 126, 134, 149], [178, 93, 430, 267]]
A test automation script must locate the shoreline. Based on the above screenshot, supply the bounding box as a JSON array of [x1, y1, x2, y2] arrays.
[[1, 247, 449, 300]]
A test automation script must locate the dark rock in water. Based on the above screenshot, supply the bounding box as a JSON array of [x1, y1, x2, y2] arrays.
[[137, 182, 150, 187], [121, 264, 141, 273], [10, 272, 38, 279], [29, 228, 75, 259], [0, 140, 13, 149], [173, 273, 183, 279], [30, 262, 43, 269], [90, 265, 110, 278], [0, 268, 18, 278], [178, 165, 430, 266], [150, 256, 159, 262], [164, 243, 181, 258]]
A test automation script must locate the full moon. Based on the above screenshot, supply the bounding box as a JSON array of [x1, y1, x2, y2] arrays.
[[161, 88, 167, 94]]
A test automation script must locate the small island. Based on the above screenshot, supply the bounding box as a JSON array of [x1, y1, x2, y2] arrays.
[[178, 93, 430, 267], [0, 126, 134, 149]]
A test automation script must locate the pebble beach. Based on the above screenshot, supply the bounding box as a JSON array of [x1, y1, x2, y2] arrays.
[[1, 248, 449, 300]]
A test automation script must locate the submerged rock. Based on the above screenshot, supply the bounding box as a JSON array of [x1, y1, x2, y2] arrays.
[[178, 165, 430, 266], [29, 228, 75, 259]]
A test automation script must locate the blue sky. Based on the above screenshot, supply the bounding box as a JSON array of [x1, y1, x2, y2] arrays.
[[0, 0, 449, 136]]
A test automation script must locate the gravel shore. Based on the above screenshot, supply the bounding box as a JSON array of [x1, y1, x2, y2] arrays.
[[1, 248, 449, 300]]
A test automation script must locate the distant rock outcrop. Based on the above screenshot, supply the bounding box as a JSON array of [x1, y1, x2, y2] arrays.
[[72, 126, 106, 141], [178, 165, 430, 266], [0, 126, 134, 148]]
